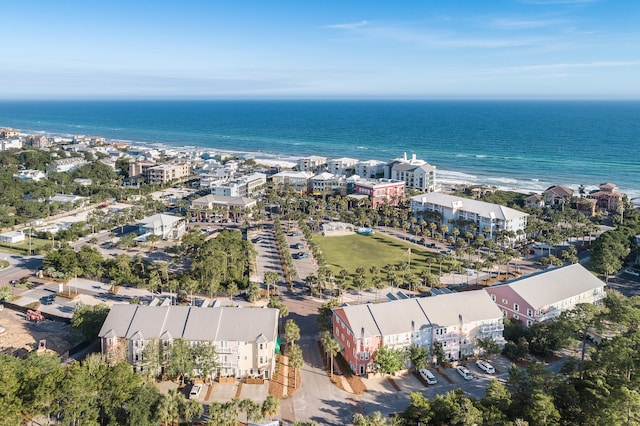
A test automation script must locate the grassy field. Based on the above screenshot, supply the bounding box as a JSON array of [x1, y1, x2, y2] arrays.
[[312, 233, 454, 275]]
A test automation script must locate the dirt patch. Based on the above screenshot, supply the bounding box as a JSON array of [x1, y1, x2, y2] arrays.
[[269, 355, 287, 398], [0, 308, 80, 357]]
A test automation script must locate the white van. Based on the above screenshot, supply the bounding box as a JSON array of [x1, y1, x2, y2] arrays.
[[419, 368, 437, 385]]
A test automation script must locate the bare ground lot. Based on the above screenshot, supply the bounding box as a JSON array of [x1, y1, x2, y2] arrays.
[[0, 308, 79, 357]]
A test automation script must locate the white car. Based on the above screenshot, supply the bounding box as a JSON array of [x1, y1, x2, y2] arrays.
[[475, 359, 496, 374], [189, 384, 203, 399], [456, 366, 473, 380], [419, 368, 437, 385], [624, 268, 640, 277]]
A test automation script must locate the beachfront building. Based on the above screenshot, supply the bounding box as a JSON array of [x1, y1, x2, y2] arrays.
[[354, 160, 385, 179], [327, 157, 359, 176], [410, 193, 528, 243], [353, 179, 405, 208], [384, 153, 438, 192], [1, 138, 22, 150], [485, 264, 606, 326], [137, 213, 185, 240], [13, 170, 47, 182], [587, 183, 624, 212], [26, 135, 52, 149], [0, 127, 20, 139], [297, 156, 327, 172], [309, 172, 348, 196], [332, 291, 505, 375], [98, 305, 279, 380], [270, 171, 313, 193], [543, 185, 574, 208], [146, 162, 191, 185], [190, 194, 257, 221], [48, 157, 89, 173]]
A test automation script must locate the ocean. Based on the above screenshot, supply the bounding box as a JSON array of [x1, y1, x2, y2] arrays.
[[1, 100, 639, 202]]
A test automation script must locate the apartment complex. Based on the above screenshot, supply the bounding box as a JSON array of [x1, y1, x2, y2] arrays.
[[485, 264, 606, 326], [270, 171, 314, 193], [146, 163, 191, 185], [410, 192, 528, 242], [333, 291, 505, 376], [99, 305, 280, 380], [384, 153, 438, 192], [297, 155, 327, 172]]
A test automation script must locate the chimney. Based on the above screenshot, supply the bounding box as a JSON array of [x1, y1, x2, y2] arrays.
[[412, 154, 416, 162], [403, 152, 407, 161]]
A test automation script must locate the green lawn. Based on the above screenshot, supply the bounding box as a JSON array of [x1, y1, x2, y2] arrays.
[[312, 233, 454, 275]]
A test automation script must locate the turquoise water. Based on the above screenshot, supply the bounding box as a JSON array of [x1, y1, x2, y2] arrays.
[[0, 100, 638, 200]]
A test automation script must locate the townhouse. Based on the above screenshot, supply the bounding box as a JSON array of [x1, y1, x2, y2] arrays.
[[410, 192, 528, 242], [355, 159, 385, 179], [297, 155, 327, 172], [309, 172, 348, 196], [332, 291, 505, 376], [485, 263, 606, 326], [99, 305, 279, 380], [327, 157, 359, 175], [270, 171, 313, 193]]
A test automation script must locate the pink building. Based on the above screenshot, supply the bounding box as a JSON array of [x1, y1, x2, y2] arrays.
[[353, 179, 405, 209], [587, 183, 624, 211], [485, 263, 606, 327], [333, 291, 504, 376]]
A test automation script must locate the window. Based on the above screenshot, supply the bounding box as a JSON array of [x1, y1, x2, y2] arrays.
[[527, 320, 533, 327], [514, 314, 519, 320], [514, 303, 520, 312], [347, 340, 350, 348], [491, 294, 496, 302], [502, 310, 507, 317], [502, 299, 508, 304], [527, 309, 533, 316], [259, 343, 264, 350]]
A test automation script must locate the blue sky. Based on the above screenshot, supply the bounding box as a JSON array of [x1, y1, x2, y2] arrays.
[[1, 0, 639, 99]]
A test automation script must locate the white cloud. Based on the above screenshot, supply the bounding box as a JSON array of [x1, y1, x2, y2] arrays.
[[324, 20, 369, 30], [491, 18, 565, 30], [480, 60, 640, 74]]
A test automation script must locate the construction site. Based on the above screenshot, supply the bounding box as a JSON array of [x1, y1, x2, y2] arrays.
[[0, 306, 79, 358]]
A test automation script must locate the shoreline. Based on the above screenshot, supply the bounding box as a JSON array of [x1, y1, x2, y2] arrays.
[[8, 126, 640, 204]]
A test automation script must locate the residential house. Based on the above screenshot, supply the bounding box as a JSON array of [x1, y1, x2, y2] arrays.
[[48, 194, 89, 207], [524, 194, 545, 209], [1, 138, 22, 150], [137, 213, 185, 240], [13, 170, 47, 182], [0, 127, 20, 139], [48, 157, 89, 173], [327, 157, 359, 176], [98, 305, 279, 380], [26, 135, 51, 148], [485, 263, 606, 326], [332, 290, 504, 376], [353, 179, 405, 208], [543, 185, 573, 208], [297, 156, 327, 172], [410, 193, 528, 243], [573, 197, 597, 217], [587, 183, 624, 212], [270, 171, 313, 193], [355, 160, 385, 179]]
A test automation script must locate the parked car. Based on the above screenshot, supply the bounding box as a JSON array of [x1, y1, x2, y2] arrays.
[[624, 268, 640, 277], [41, 294, 55, 305], [289, 232, 299, 237], [419, 368, 437, 385], [293, 243, 305, 249], [189, 384, 203, 399], [427, 242, 437, 248], [418, 238, 426, 244], [9, 279, 19, 285], [297, 252, 309, 259], [456, 365, 473, 380], [252, 237, 263, 243], [475, 359, 495, 374]]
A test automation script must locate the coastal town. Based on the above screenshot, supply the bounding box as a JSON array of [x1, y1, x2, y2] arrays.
[[1, 126, 640, 425]]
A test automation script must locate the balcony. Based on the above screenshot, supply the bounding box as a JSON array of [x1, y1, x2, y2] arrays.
[[480, 323, 505, 334]]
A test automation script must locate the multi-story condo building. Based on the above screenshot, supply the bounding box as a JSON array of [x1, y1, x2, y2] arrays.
[[309, 172, 347, 196], [99, 305, 279, 380], [485, 264, 606, 326], [327, 157, 359, 176], [354, 179, 405, 208], [270, 171, 313, 193], [190, 194, 257, 220], [410, 193, 528, 242], [355, 160, 385, 179], [26, 135, 51, 148], [146, 163, 191, 185], [1, 138, 23, 150], [384, 153, 437, 192], [0, 127, 20, 139], [297, 156, 327, 172], [332, 291, 505, 376]]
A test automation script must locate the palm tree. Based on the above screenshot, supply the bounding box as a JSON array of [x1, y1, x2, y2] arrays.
[[321, 330, 341, 377], [264, 271, 279, 298]]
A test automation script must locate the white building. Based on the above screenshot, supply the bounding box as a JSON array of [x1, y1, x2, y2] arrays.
[[1, 138, 23, 150], [327, 157, 359, 175], [385, 153, 437, 192], [410, 192, 528, 242], [48, 157, 89, 173], [297, 155, 327, 172], [99, 305, 279, 380], [270, 171, 313, 192], [137, 213, 185, 240], [0, 230, 26, 244], [333, 290, 505, 375], [309, 172, 347, 195], [355, 160, 385, 179], [13, 170, 47, 182]]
